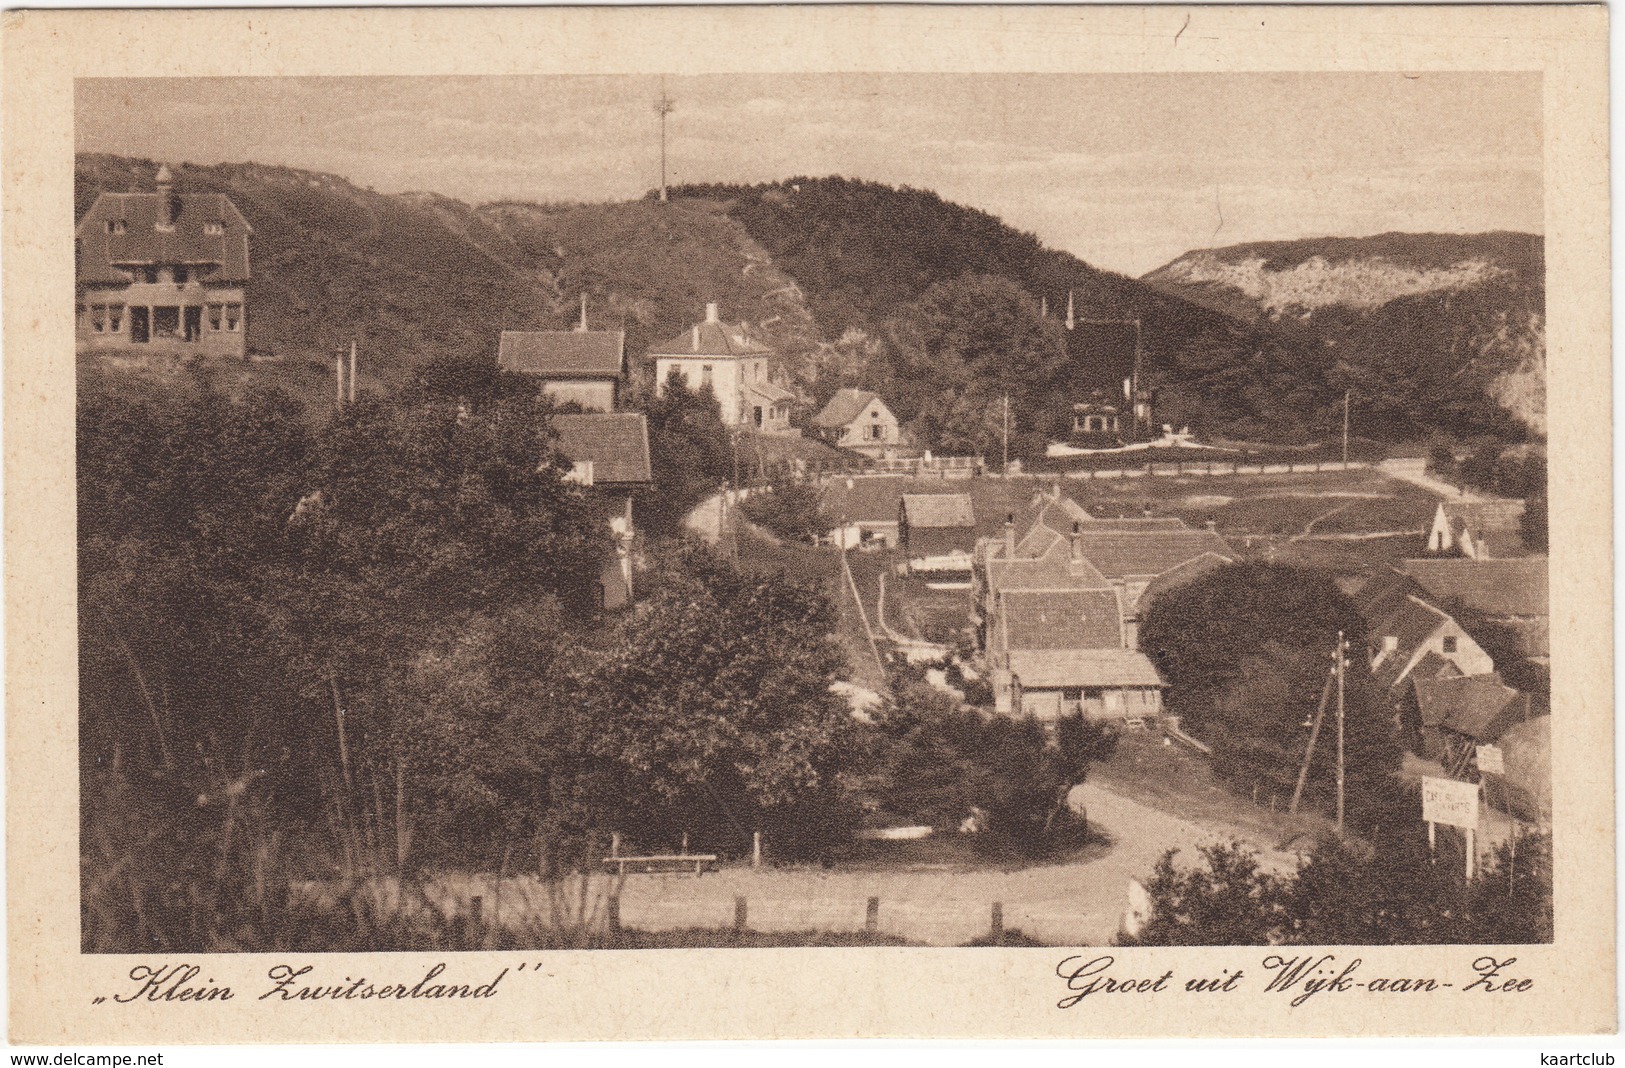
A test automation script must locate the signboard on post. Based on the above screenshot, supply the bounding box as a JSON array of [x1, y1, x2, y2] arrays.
[[1477, 744, 1505, 775], [1422, 775, 1480, 828], [1422, 776, 1481, 879]]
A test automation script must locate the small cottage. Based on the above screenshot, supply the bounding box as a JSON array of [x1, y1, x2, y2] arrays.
[[498, 327, 626, 412], [811, 389, 903, 457]]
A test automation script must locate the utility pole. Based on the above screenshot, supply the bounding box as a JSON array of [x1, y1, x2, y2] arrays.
[[1342, 390, 1351, 467], [653, 83, 676, 203], [349, 340, 357, 404], [1289, 668, 1335, 815], [1132, 318, 1143, 435], [1335, 630, 1347, 833]]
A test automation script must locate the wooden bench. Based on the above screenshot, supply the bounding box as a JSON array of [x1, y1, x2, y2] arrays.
[[601, 853, 719, 876]]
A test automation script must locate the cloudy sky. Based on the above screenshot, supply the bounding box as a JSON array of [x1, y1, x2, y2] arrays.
[[77, 73, 1542, 276]]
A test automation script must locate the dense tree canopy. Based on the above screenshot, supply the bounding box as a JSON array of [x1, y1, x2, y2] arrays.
[[1121, 831, 1552, 946], [880, 273, 1070, 457], [1139, 562, 1403, 831]]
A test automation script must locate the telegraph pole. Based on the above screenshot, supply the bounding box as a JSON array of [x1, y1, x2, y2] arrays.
[[1335, 630, 1347, 833], [1342, 391, 1351, 466], [653, 83, 676, 202]]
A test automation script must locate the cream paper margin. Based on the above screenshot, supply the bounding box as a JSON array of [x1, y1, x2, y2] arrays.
[[2, 4, 1612, 1043]]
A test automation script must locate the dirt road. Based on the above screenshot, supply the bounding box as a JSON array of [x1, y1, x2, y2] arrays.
[[445, 781, 1304, 948]]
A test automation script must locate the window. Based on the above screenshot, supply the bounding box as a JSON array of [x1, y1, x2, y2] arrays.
[[208, 304, 223, 331], [90, 305, 106, 333], [204, 221, 224, 236], [224, 304, 241, 332], [142, 267, 158, 284], [701, 364, 713, 387], [868, 424, 885, 441], [105, 220, 127, 235], [1442, 636, 1458, 654], [173, 267, 188, 284], [108, 305, 123, 333]]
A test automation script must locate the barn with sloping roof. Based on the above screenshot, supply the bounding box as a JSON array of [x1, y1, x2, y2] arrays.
[[1401, 556, 1550, 659], [898, 493, 977, 572], [75, 164, 252, 356]]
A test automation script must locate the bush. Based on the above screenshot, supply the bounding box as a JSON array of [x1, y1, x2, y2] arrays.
[[740, 480, 829, 542]]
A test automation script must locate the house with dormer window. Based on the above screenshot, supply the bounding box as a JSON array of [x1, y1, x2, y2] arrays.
[[75, 164, 252, 357]]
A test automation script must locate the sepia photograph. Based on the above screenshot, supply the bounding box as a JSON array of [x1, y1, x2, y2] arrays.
[[5, 4, 1612, 1045], [72, 69, 1554, 953]]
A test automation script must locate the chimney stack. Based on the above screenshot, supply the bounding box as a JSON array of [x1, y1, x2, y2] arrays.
[[1005, 513, 1015, 560], [1205, 518, 1218, 533], [1070, 521, 1082, 562], [705, 302, 720, 324], [155, 163, 177, 227]]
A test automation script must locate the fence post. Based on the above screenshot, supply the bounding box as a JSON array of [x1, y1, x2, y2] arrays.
[[866, 896, 880, 934], [990, 901, 1004, 941], [734, 895, 748, 932], [752, 831, 762, 869], [606, 893, 621, 933], [610, 831, 621, 858]]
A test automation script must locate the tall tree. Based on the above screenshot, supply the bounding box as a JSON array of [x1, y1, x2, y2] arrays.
[[882, 274, 1069, 457], [632, 371, 735, 535], [578, 544, 858, 857]]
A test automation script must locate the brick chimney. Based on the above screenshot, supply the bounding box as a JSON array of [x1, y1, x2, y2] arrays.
[[706, 302, 720, 323], [155, 163, 178, 228], [1005, 513, 1015, 560], [1070, 521, 1082, 562]]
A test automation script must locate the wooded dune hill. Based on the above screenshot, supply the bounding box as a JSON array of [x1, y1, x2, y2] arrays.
[[77, 155, 1545, 446]]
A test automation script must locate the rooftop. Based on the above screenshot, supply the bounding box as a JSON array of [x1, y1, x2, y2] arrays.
[[76, 189, 252, 284], [550, 413, 652, 485], [901, 493, 976, 529], [812, 388, 883, 428], [498, 330, 625, 378], [997, 588, 1124, 652], [1066, 528, 1233, 580], [1413, 672, 1523, 741], [1007, 648, 1165, 690], [651, 305, 773, 358], [1402, 557, 1549, 618]]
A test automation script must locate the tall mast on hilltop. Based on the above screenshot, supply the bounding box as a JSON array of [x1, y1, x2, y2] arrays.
[[653, 81, 676, 203]]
